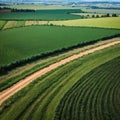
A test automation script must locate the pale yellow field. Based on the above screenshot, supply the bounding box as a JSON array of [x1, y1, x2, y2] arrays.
[[49, 17, 120, 29], [1, 5, 74, 10], [3, 21, 17, 29], [25, 21, 38, 26], [25, 21, 49, 26]]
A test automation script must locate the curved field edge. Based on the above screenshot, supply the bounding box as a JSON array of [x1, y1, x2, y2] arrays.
[[0, 38, 119, 91], [49, 17, 120, 29], [0, 25, 120, 73], [54, 56, 120, 120], [0, 44, 120, 120]]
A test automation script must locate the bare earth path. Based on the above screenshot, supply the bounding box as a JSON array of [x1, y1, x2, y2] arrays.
[[0, 40, 120, 105]]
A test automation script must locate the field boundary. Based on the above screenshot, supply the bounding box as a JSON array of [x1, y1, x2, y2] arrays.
[[0, 40, 120, 105], [1, 20, 120, 31], [0, 34, 120, 75], [0, 37, 119, 92]]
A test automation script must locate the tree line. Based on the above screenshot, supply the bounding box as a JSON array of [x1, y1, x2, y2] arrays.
[[0, 33, 119, 75], [0, 7, 35, 12]]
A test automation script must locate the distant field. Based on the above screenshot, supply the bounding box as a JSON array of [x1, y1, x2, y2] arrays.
[[0, 9, 84, 20], [81, 8, 120, 15], [0, 5, 75, 10], [0, 26, 120, 67], [50, 17, 120, 29], [0, 21, 6, 29], [1, 21, 25, 30], [2, 17, 119, 30]]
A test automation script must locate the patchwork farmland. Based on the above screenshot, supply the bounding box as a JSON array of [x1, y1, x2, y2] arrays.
[[50, 17, 120, 29], [0, 1, 120, 120]]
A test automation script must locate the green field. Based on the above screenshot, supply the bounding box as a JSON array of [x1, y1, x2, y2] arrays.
[[2, 21, 25, 30], [50, 17, 120, 29], [55, 56, 120, 120], [0, 26, 120, 67], [0, 44, 119, 120], [0, 9, 84, 20]]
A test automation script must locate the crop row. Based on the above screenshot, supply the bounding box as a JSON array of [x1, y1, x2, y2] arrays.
[[0, 44, 120, 120], [54, 56, 120, 120]]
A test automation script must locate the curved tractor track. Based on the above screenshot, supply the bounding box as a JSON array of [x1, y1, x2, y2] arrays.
[[0, 40, 120, 105]]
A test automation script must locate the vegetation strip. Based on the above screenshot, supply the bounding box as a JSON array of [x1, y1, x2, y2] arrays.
[[55, 57, 120, 120], [0, 38, 118, 92], [0, 26, 119, 71], [0, 40, 120, 105]]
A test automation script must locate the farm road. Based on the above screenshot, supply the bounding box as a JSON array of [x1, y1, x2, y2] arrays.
[[0, 40, 120, 105]]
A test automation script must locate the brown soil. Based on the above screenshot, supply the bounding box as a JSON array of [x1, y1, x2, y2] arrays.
[[0, 40, 120, 105]]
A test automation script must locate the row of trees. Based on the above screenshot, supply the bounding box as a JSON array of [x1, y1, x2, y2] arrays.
[[12, 9, 35, 12], [0, 7, 35, 12], [88, 13, 118, 18]]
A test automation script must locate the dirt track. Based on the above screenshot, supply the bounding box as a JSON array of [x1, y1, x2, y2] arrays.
[[0, 40, 120, 105]]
